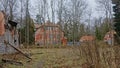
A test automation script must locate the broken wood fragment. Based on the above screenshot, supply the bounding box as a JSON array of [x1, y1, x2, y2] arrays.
[[2, 59, 23, 66]]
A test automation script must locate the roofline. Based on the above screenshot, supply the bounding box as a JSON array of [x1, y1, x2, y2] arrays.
[[35, 25, 64, 33]]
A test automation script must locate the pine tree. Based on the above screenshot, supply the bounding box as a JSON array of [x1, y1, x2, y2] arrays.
[[95, 27, 102, 40], [114, 2, 120, 35], [113, 1, 120, 43]]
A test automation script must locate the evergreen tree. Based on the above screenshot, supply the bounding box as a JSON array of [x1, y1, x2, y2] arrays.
[[113, 1, 120, 43], [19, 17, 35, 45], [95, 27, 102, 40], [113, 2, 120, 35]]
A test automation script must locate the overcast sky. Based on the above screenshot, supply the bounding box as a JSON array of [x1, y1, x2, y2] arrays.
[[30, 0, 102, 23], [87, 0, 102, 18], [88, 0, 96, 8]]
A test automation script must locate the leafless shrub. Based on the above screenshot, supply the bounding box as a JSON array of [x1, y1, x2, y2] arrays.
[[71, 40, 120, 68]]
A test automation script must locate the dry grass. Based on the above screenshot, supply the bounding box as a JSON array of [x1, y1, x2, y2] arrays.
[[1, 48, 83, 68], [0, 43, 120, 68], [71, 41, 120, 68]]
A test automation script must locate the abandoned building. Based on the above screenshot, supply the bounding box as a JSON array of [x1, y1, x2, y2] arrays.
[[80, 35, 95, 42], [0, 11, 19, 54], [35, 21, 67, 45], [104, 30, 116, 45]]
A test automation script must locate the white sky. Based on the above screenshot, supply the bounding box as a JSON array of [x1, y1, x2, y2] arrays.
[[30, 0, 101, 22], [87, 0, 101, 18], [88, 0, 96, 8]]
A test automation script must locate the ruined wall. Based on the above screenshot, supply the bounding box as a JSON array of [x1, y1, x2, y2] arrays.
[[0, 30, 19, 54]]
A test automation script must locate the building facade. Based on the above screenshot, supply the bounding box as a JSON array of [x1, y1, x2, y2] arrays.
[[104, 30, 116, 45], [80, 35, 95, 42], [35, 21, 65, 45]]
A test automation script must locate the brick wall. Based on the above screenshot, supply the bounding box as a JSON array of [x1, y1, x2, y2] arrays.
[[35, 23, 64, 45]]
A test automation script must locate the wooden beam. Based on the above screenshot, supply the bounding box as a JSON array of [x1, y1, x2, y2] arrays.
[[2, 59, 23, 66], [4, 40, 32, 60]]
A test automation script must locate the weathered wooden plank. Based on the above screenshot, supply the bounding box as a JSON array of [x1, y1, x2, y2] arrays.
[[4, 40, 32, 60]]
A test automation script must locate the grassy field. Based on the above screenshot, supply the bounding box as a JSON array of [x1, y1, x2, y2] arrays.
[[1, 48, 84, 68], [0, 44, 120, 68]]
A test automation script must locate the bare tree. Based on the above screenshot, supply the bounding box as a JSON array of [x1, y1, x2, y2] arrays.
[[8, 0, 18, 20], [23, 0, 30, 46], [69, 0, 87, 44], [85, 9, 93, 35], [96, 0, 113, 30], [96, 0, 114, 45], [57, 0, 64, 28], [19, 0, 23, 45], [0, 0, 9, 13]]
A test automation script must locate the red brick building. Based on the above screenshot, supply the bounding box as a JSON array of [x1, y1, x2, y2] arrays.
[[80, 35, 95, 42], [104, 30, 116, 45], [35, 21, 65, 45]]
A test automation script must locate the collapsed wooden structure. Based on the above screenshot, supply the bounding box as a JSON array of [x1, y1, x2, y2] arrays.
[[0, 11, 19, 54], [0, 11, 32, 61]]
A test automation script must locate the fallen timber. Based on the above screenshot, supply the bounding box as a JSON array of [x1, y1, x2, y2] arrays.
[[2, 59, 23, 66], [4, 40, 32, 60]]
